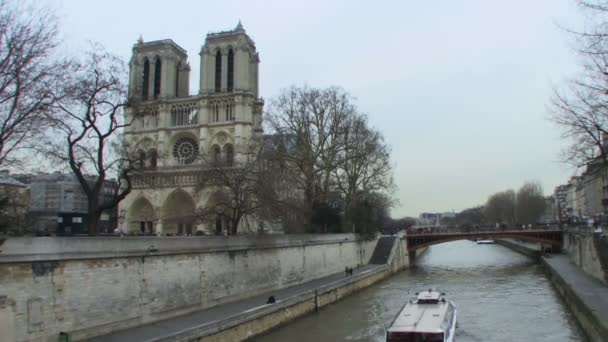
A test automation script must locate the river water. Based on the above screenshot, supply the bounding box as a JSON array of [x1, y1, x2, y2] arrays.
[[256, 240, 586, 342]]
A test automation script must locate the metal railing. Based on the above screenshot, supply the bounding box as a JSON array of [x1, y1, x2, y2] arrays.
[[407, 225, 560, 236]]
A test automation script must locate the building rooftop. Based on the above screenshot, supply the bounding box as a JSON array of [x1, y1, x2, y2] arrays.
[[388, 295, 451, 334], [0, 176, 26, 187], [205, 21, 256, 48], [133, 38, 187, 57]]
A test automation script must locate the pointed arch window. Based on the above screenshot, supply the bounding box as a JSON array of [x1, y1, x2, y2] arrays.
[[154, 57, 161, 99], [148, 149, 157, 169], [142, 59, 150, 99], [225, 144, 234, 166], [227, 49, 234, 92], [212, 145, 221, 164], [137, 150, 146, 169], [215, 50, 222, 92]]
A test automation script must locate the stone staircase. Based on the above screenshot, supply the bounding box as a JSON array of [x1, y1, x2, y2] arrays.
[[369, 236, 397, 264]]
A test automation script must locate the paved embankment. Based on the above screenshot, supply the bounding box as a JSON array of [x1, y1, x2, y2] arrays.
[[497, 239, 608, 342], [88, 265, 389, 342]]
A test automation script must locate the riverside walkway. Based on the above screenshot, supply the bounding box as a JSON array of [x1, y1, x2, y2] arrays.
[[88, 264, 382, 342]]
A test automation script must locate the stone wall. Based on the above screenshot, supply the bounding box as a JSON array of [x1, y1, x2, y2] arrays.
[[494, 239, 541, 260], [563, 229, 608, 284], [0, 234, 376, 342], [390, 236, 409, 272]]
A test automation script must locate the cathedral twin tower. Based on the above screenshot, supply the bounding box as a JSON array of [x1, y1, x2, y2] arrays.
[[121, 23, 264, 235]]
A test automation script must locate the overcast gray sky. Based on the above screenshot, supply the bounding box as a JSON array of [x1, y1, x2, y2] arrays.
[[56, 0, 583, 218]]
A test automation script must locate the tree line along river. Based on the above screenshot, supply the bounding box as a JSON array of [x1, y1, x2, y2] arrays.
[[256, 240, 586, 342]]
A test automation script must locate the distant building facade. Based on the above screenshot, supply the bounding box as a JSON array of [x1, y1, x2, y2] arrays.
[[539, 195, 557, 223], [418, 212, 455, 226], [11, 172, 117, 233], [554, 183, 570, 223], [554, 160, 608, 225]]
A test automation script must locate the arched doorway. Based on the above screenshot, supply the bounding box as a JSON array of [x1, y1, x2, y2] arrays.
[[161, 189, 196, 235], [127, 197, 156, 234], [215, 216, 224, 235], [205, 191, 231, 235]]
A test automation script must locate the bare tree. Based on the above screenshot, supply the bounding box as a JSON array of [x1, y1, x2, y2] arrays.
[[441, 206, 486, 230], [46, 49, 138, 235], [334, 114, 394, 228], [516, 181, 546, 225], [349, 191, 392, 238], [550, 1, 608, 167], [195, 145, 268, 235], [0, 1, 66, 166], [256, 135, 309, 233], [0, 184, 30, 235], [485, 190, 516, 226], [267, 86, 391, 231]]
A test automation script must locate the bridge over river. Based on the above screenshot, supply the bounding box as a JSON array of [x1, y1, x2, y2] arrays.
[[256, 239, 586, 342], [406, 228, 562, 260]]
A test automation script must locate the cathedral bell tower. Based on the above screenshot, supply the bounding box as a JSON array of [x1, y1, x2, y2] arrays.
[[128, 38, 191, 101], [199, 21, 260, 97]]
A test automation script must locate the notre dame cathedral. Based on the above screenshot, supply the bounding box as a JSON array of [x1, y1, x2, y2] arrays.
[[119, 22, 265, 235]]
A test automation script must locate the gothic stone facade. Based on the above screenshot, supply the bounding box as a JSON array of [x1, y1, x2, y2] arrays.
[[120, 23, 264, 235]]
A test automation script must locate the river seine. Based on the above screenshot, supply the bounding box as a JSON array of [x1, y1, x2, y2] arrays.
[[256, 240, 586, 342]]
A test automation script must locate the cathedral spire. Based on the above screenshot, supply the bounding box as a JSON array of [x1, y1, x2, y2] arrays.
[[235, 20, 244, 32]]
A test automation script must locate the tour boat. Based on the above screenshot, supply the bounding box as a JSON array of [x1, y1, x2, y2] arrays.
[[386, 289, 457, 342], [476, 239, 495, 244]]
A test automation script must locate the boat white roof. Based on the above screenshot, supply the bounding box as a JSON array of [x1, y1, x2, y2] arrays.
[[388, 296, 452, 334], [417, 290, 440, 301]]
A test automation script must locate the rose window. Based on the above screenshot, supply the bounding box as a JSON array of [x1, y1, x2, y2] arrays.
[[173, 137, 198, 165]]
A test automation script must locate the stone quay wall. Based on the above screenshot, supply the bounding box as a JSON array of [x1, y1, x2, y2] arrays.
[[0, 234, 376, 342], [562, 228, 608, 284], [494, 239, 541, 259]]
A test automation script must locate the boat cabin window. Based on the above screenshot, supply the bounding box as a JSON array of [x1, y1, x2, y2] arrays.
[[417, 299, 439, 304], [386, 332, 444, 342]]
